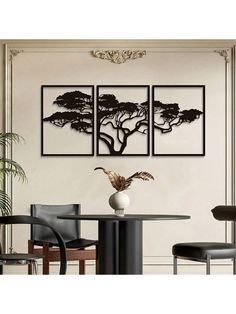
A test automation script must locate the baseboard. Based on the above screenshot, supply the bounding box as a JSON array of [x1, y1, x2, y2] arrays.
[[2, 256, 234, 275]]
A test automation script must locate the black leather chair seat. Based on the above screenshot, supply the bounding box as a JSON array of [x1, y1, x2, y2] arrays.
[[173, 242, 236, 260], [65, 238, 98, 249], [33, 238, 97, 249]]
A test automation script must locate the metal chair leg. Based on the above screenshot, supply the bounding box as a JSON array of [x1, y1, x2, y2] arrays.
[[32, 261, 36, 275], [233, 258, 236, 275], [32, 261, 38, 275], [173, 256, 177, 275], [35, 261, 38, 275], [206, 256, 211, 275]]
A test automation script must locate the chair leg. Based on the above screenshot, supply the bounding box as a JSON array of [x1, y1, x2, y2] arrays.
[[32, 261, 38, 275], [32, 261, 35, 275], [35, 261, 39, 275], [173, 256, 177, 275], [42, 243, 50, 275], [79, 260, 85, 275], [206, 256, 211, 275], [95, 244, 99, 275], [28, 240, 34, 275], [233, 258, 236, 275]]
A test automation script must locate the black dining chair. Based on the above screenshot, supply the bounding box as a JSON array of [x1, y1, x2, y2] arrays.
[[0, 215, 67, 275], [172, 206, 236, 275], [29, 204, 98, 275]]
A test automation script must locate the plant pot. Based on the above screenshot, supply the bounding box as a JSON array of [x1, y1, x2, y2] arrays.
[[109, 191, 130, 216]]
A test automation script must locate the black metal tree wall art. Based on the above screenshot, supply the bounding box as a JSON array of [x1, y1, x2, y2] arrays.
[[41, 85, 94, 156], [152, 85, 205, 156], [153, 101, 203, 133], [97, 86, 150, 156]]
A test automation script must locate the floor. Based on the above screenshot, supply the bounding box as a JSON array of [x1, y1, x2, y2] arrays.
[[3, 262, 234, 275]]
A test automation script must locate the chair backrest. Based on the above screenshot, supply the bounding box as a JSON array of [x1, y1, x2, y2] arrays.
[[212, 205, 236, 221], [31, 204, 81, 243], [0, 215, 67, 274], [212, 205, 236, 245]]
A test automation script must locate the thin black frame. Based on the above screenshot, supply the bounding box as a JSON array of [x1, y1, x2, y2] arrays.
[[96, 85, 150, 156], [41, 85, 95, 156], [152, 85, 205, 156]]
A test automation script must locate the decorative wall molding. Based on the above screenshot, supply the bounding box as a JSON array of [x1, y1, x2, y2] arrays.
[[9, 49, 24, 61], [92, 50, 146, 64], [214, 49, 230, 63]]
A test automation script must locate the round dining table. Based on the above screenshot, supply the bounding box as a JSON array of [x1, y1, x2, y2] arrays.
[[57, 214, 190, 275]]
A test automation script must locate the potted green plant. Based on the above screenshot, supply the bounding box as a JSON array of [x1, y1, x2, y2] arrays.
[[0, 132, 27, 215], [0, 132, 27, 253]]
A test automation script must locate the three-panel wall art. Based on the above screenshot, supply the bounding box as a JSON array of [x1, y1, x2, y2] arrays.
[[41, 85, 205, 157]]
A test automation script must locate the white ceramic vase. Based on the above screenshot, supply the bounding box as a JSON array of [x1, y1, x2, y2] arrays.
[[109, 191, 130, 216]]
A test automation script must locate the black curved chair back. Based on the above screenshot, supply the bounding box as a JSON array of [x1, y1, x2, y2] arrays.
[[0, 215, 67, 275], [212, 205, 236, 221], [31, 204, 81, 244], [212, 205, 236, 245]]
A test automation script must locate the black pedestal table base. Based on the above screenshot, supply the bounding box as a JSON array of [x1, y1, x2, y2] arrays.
[[119, 221, 143, 274], [98, 220, 119, 274], [98, 220, 143, 274]]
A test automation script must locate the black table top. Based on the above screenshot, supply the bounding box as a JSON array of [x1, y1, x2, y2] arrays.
[[58, 214, 191, 221]]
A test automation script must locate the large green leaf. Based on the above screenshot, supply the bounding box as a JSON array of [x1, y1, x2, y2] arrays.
[[0, 190, 11, 216], [0, 133, 24, 147], [0, 158, 27, 183]]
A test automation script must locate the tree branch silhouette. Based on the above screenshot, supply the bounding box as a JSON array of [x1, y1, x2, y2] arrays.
[[43, 90, 93, 137], [153, 101, 203, 134], [98, 94, 148, 155]]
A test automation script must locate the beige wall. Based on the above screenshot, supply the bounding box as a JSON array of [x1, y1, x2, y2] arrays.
[[1, 40, 235, 274]]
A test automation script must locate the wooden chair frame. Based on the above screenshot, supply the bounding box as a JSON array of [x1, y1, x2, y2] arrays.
[[28, 240, 98, 275]]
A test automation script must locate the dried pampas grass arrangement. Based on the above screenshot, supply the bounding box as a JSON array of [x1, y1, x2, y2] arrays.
[[94, 167, 154, 192]]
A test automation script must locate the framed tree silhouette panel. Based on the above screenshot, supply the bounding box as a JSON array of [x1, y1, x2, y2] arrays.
[[41, 85, 94, 156], [152, 85, 205, 156], [96, 85, 150, 156]]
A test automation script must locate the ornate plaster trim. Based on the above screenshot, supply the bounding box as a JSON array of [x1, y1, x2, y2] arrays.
[[92, 50, 146, 64], [9, 49, 24, 61], [214, 49, 230, 63]]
